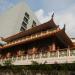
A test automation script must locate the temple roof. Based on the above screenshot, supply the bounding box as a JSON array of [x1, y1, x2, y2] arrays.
[[55, 29, 73, 47], [0, 18, 73, 50], [0, 28, 73, 50], [3, 18, 58, 42], [0, 29, 62, 49]]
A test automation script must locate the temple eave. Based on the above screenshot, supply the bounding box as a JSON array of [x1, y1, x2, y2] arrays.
[[0, 29, 61, 50]]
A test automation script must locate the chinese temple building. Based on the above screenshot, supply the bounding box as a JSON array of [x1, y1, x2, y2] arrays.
[[0, 16, 75, 65]]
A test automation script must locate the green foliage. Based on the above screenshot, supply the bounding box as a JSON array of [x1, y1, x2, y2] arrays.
[[31, 61, 39, 65], [3, 59, 12, 66], [1, 60, 75, 71]]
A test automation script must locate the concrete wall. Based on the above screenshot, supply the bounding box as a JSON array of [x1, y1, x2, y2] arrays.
[[0, 2, 40, 37]]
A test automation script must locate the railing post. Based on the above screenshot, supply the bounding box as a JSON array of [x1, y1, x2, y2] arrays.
[[31, 35, 32, 39], [41, 32, 43, 36], [21, 56, 23, 60], [47, 51, 50, 58], [67, 48, 70, 57], [40, 52, 42, 59], [47, 30, 49, 34], [57, 50, 59, 58], [26, 54, 28, 60], [36, 34, 37, 37], [66, 48, 70, 63], [32, 54, 35, 60], [69, 49, 70, 56]]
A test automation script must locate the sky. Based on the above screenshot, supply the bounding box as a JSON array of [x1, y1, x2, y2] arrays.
[[0, 0, 75, 37]]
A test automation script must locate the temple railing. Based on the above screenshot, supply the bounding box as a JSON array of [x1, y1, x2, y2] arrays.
[[0, 48, 75, 65]]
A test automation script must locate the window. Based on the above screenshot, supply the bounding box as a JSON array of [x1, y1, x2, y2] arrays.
[[33, 20, 36, 25], [25, 12, 29, 19], [20, 26, 26, 32], [23, 17, 28, 24], [21, 12, 29, 31], [22, 21, 27, 28], [32, 20, 36, 27]]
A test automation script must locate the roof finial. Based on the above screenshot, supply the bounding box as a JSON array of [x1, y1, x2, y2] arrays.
[[63, 24, 66, 31], [51, 13, 54, 19]]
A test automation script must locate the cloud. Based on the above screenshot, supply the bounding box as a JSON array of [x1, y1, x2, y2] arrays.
[[35, 9, 52, 24], [40, 0, 75, 13], [35, 7, 75, 37], [55, 6, 75, 37]]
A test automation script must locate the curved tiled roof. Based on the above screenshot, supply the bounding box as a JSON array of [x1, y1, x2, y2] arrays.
[[0, 28, 73, 50], [4, 18, 57, 42], [0, 18, 73, 50], [0, 28, 61, 49]]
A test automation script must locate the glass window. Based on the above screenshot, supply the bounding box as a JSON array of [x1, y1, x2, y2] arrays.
[[25, 12, 29, 19], [32, 20, 36, 27], [22, 21, 27, 28], [20, 26, 26, 31], [23, 17, 28, 24]]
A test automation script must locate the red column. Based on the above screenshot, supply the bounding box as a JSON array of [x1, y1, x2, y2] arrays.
[[52, 42, 56, 51]]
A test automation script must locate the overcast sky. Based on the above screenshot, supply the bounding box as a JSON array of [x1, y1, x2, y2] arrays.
[[0, 0, 75, 38]]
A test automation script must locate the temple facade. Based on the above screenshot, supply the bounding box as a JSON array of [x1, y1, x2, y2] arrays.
[[0, 17, 74, 65]]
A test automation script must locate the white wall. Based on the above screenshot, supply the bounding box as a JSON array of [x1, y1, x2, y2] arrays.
[[71, 39, 75, 43], [0, 2, 40, 37]]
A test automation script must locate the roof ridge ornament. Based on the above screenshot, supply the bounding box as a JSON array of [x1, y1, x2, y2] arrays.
[[51, 13, 54, 19], [63, 24, 66, 32]]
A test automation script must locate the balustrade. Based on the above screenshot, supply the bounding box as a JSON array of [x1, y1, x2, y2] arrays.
[[1, 48, 75, 65], [34, 53, 40, 59], [41, 52, 48, 58], [28, 55, 33, 59], [50, 51, 58, 57], [70, 49, 75, 56], [21, 56, 26, 60], [12, 57, 16, 61], [59, 50, 67, 57]]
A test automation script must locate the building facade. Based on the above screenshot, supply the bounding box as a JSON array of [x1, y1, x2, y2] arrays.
[[0, 2, 40, 37]]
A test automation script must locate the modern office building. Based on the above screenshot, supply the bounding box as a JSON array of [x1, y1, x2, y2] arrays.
[[0, 16, 75, 65], [0, 2, 40, 37]]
